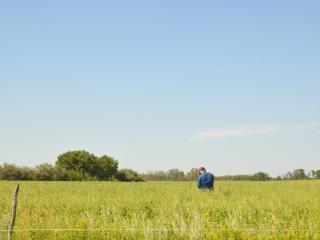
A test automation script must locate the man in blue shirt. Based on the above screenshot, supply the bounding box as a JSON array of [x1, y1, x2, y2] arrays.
[[197, 167, 214, 190]]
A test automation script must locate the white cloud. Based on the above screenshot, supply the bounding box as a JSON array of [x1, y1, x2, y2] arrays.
[[192, 123, 319, 141]]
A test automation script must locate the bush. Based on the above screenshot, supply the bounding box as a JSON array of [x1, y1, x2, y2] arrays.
[[115, 169, 144, 182], [56, 150, 118, 180]]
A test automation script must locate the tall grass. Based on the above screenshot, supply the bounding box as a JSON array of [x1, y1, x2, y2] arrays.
[[0, 181, 319, 239]]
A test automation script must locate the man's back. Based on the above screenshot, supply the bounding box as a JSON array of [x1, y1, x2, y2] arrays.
[[197, 172, 214, 189]]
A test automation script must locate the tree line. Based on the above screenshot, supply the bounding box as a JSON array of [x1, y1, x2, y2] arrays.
[[142, 169, 320, 181], [0, 150, 319, 181], [0, 150, 143, 182]]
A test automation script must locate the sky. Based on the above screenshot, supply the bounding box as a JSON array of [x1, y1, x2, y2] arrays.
[[0, 1, 320, 176]]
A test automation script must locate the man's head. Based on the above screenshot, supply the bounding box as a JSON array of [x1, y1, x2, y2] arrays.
[[199, 167, 206, 175]]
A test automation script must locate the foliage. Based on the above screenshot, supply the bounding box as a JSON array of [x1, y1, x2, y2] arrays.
[[96, 155, 119, 180], [0, 150, 119, 181], [143, 170, 167, 181], [291, 168, 307, 179], [0, 181, 320, 239], [143, 169, 186, 181], [186, 168, 199, 181], [166, 168, 185, 181], [0, 153, 319, 182], [0, 163, 36, 180], [115, 169, 144, 182], [252, 172, 270, 181], [35, 163, 58, 181], [56, 150, 118, 180]]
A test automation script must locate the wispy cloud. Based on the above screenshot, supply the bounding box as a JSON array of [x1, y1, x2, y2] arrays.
[[191, 123, 319, 141]]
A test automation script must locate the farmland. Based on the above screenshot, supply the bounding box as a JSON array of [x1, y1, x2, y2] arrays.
[[0, 181, 320, 240]]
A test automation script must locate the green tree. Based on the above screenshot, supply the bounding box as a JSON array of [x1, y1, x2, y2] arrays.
[[186, 168, 199, 181], [292, 169, 307, 180], [115, 169, 144, 182], [35, 163, 57, 181], [166, 169, 185, 181], [284, 171, 293, 180], [56, 150, 118, 180], [96, 155, 118, 180], [315, 170, 320, 179], [252, 172, 270, 181], [143, 171, 167, 181], [0, 163, 36, 180], [309, 170, 316, 179]]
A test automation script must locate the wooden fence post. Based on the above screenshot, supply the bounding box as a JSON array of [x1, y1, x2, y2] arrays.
[[7, 184, 19, 240]]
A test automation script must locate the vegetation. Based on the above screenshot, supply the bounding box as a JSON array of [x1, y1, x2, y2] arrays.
[[142, 169, 320, 181], [1, 151, 319, 239], [56, 151, 118, 180], [0, 150, 319, 182], [0, 150, 120, 181], [1, 163, 320, 182], [115, 169, 144, 182], [0, 181, 319, 239]]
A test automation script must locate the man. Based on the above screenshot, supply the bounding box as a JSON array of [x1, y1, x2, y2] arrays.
[[197, 167, 214, 190]]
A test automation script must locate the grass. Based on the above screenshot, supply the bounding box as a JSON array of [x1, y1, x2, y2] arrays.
[[0, 181, 319, 239]]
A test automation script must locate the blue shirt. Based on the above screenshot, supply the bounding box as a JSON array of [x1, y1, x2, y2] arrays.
[[197, 172, 214, 189]]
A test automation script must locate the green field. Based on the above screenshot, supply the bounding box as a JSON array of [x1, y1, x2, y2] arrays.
[[0, 181, 320, 240]]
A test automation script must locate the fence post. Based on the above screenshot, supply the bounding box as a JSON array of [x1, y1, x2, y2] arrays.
[[7, 184, 19, 240]]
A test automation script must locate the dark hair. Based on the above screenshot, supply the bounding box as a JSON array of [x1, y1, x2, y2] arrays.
[[199, 167, 206, 172]]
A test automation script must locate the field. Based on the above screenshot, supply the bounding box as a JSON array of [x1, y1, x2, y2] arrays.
[[0, 181, 320, 240]]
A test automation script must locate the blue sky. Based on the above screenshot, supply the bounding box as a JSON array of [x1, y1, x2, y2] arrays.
[[1, 1, 319, 176]]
